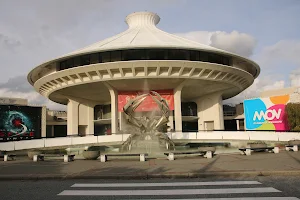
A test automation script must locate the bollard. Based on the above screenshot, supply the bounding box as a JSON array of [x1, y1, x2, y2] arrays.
[[273, 147, 279, 154], [293, 145, 298, 152], [206, 151, 213, 159], [33, 155, 38, 162], [245, 149, 251, 156], [140, 154, 145, 162], [100, 155, 107, 162], [64, 155, 69, 162], [168, 153, 174, 161], [3, 155, 8, 162]]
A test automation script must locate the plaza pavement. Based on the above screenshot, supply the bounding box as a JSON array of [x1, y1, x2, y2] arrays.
[[0, 150, 299, 180]]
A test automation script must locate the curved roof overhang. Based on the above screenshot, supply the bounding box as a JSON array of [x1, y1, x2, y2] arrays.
[[28, 46, 260, 86]]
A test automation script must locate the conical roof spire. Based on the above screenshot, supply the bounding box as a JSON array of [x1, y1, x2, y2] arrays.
[[125, 11, 160, 28]]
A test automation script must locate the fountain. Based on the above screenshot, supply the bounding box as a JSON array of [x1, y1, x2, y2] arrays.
[[120, 91, 175, 157]]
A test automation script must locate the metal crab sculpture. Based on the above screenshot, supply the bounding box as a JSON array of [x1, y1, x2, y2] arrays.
[[121, 91, 175, 151]]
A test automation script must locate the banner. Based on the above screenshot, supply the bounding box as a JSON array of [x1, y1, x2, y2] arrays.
[[244, 95, 290, 131], [0, 105, 42, 142], [118, 90, 174, 112]]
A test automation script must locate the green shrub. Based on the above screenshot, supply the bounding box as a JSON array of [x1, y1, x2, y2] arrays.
[[285, 103, 300, 131]]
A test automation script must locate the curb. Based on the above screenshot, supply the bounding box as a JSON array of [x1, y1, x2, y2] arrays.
[[1, 171, 300, 180]]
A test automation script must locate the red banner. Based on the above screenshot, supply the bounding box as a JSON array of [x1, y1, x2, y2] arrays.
[[118, 90, 174, 112]]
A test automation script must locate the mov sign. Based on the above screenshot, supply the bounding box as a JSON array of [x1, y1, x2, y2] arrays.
[[244, 95, 290, 131]]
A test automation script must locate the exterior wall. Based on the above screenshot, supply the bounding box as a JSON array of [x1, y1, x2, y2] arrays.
[[0, 97, 28, 106], [67, 99, 79, 136], [41, 106, 47, 137], [79, 104, 88, 125], [260, 87, 297, 98], [196, 92, 224, 130], [174, 87, 183, 131]]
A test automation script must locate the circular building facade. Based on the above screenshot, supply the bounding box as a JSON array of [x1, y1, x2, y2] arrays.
[[28, 12, 260, 136]]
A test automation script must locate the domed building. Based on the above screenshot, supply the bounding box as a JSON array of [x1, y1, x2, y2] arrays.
[[28, 12, 260, 136]]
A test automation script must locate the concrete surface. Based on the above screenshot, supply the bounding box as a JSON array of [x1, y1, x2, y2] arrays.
[[0, 150, 299, 180]]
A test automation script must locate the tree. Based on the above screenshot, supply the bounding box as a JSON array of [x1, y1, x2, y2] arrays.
[[285, 103, 300, 131]]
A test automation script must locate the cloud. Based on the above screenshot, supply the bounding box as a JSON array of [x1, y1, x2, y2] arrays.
[[210, 31, 256, 57], [175, 31, 212, 45], [290, 68, 300, 87], [175, 30, 256, 57], [0, 75, 66, 110], [254, 40, 300, 80], [0, 33, 21, 51], [257, 40, 300, 67], [223, 77, 286, 105]]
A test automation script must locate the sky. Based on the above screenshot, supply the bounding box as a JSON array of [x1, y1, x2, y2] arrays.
[[0, 0, 300, 110]]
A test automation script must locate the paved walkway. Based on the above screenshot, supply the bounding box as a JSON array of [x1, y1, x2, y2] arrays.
[[0, 151, 299, 179]]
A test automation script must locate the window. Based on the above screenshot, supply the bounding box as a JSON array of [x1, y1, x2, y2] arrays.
[[57, 49, 233, 71], [66, 59, 74, 69], [122, 49, 146, 60], [147, 49, 167, 60], [200, 51, 209, 62], [168, 50, 190, 60], [60, 60, 67, 70], [101, 52, 110, 63], [190, 50, 199, 61], [90, 53, 99, 64], [110, 51, 122, 62], [223, 56, 230, 65], [73, 57, 80, 67], [80, 55, 90, 65]]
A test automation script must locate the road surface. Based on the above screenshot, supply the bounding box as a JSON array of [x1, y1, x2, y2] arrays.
[[0, 176, 299, 199]]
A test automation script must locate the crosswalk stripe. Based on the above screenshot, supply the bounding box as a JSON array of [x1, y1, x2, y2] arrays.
[[58, 187, 280, 196], [71, 181, 261, 187], [142, 198, 299, 200]]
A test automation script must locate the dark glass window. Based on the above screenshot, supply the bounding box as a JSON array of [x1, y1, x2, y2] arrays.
[[168, 49, 189, 60], [110, 51, 122, 62], [60, 60, 67, 70], [208, 53, 223, 65], [80, 55, 90, 65], [101, 52, 110, 63], [223, 56, 230, 65], [122, 49, 146, 60], [73, 57, 80, 67], [190, 50, 200, 61], [66, 59, 74, 69], [148, 49, 167, 60], [90, 53, 99, 64], [58, 49, 234, 72], [200, 51, 209, 62]]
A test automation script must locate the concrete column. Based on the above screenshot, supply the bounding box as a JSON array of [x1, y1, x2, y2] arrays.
[[167, 111, 174, 132], [51, 125, 54, 137], [106, 85, 118, 134], [119, 112, 128, 132], [67, 99, 79, 136], [86, 104, 95, 135], [236, 119, 240, 130], [174, 87, 182, 132], [217, 94, 225, 130], [195, 92, 224, 131], [41, 106, 47, 138]]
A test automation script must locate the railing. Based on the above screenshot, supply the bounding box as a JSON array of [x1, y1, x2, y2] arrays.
[[1, 131, 300, 151], [223, 111, 236, 116]]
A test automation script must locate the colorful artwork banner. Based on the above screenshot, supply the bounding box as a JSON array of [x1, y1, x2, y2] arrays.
[[118, 90, 174, 112], [0, 105, 42, 142], [244, 95, 290, 131]]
